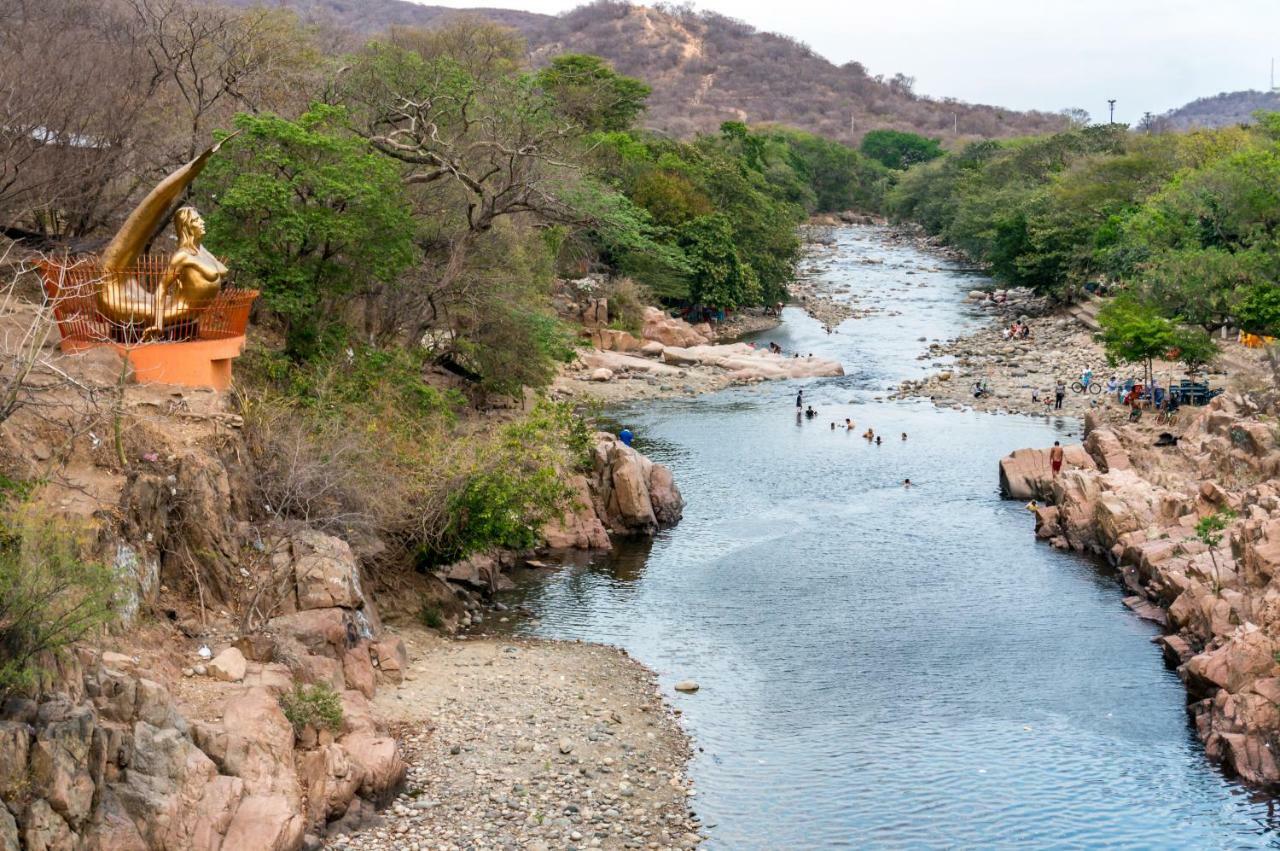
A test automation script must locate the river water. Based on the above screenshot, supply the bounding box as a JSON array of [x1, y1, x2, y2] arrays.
[[501, 226, 1280, 848]]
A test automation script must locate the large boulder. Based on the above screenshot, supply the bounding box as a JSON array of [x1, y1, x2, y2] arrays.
[[337, 731, 405, 805], [541, 475, 611, 550], [1183, 625, 1278, 697], [998, 445, 1094, 501], [289, 531, 366, 611], [371, 638, 408, 686], [0, 720, 31, 800], [641, 307, 709, 348], [27, 706, 97, 827], [20, 799, 74, 851], [1083, 428, 1130, 473], [298, 744, 361, 828], [268, 609, 354, 660], [207, 648, 247, 683]]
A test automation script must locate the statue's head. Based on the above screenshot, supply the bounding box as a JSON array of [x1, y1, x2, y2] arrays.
[[173, 206, 206, 245]]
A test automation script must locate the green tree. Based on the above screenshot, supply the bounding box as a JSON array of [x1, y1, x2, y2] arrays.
[[679, 213, 760, 309], [201, 106, 417, 360], [1196, 510, 1236, 596], [0, 511, 117, 699], [860, 129, 944, 170], [1096, 297, 1178, 386], [536, 54, 651, 132], [1238, 281, 1280, 336]]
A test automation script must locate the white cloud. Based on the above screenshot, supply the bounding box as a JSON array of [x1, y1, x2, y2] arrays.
[[414, 0, 1280, 121]]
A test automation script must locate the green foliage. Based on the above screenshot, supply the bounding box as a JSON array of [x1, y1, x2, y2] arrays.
[[860, 129, 944, 170], [0, 510, 117, 699], [1096, 297, 1178, 376], [765, 127, 890, 212], [279, 682, 344, 736], [536, 54, 651, 132], [242, 344, 463, 422], [418, 603, 444, 630], [433, 400, 585, 563], [1096, 297, 1217, 380], [1238, 282, 1280, 336], [200, 106, 418, 360], [679, 213, 761, 309]]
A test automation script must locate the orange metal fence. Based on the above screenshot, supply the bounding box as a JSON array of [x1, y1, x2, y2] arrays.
[[38, 256, 257, 348]]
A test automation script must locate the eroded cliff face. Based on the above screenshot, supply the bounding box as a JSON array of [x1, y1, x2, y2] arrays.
[[0, 529, 407, 851], [1001, 395, 1280, 786], [0, 345, 684, 849]]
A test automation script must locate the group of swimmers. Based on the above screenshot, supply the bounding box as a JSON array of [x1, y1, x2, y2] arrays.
[[795, 390, 912, 486]]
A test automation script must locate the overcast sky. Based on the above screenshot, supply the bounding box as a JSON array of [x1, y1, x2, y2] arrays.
[[415, 0, 1280, 122]]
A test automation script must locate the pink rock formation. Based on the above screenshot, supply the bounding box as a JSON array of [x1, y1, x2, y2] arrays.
[[1007, 396, 1280, 785]]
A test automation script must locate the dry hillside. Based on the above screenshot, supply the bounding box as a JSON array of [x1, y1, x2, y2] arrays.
[[242, 0, 1069, 142], [1158, 89, 1280, 131]]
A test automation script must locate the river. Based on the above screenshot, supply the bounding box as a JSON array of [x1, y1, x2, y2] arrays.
[[500, 226, 1280, 848]]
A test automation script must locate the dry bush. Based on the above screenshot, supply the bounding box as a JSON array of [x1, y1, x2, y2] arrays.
[[602, 277, 652, 334]]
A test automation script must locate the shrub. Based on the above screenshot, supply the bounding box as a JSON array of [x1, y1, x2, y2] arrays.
[[419, 603, 444, 630], [603, 277, 652, 335], [279, 682, 344, 736], [0, 509, 117, 699]]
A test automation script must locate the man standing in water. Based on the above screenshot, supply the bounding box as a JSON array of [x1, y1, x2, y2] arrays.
[[1050, 441, 1064, 477], [796, 389, 803, 409]]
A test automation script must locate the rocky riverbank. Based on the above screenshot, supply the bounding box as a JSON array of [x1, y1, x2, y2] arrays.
[[329, 633, 699, 851], [1000, 389, 1280, 787], [0, 312, 694, 850], [552, 306, 841, 404]]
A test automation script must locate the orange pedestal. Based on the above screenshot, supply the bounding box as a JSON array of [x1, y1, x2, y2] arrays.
[[116, 337, 247, 390]]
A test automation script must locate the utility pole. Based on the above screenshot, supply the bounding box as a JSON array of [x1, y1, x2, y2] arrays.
[[1108, 99, 1116, 124], [953, 112, 958, 134]]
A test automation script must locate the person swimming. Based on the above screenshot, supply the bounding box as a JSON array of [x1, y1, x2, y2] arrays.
[[805, 405, 818, 419], [875, 435, 882, 445], [845, 418, 854, 430], [903, 478, 912, 487], [901, 432, 907, 441]]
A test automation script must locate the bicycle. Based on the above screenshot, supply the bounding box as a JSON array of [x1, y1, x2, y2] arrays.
[[1070, 380, 1102, 395]]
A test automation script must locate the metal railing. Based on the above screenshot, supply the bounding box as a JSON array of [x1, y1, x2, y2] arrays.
[[38, 256, 257, 347]]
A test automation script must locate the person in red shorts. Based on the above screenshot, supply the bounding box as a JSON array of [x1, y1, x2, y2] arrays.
[[1050, 441, 1064, 477]]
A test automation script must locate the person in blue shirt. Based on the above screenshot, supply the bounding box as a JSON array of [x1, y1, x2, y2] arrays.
[[619, 427, 634, 446]]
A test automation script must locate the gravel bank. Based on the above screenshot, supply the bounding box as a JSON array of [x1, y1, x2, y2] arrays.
[[329, 631, 700, 851]]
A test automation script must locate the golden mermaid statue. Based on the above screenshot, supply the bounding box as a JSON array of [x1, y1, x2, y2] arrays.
[[95, 133, 237, 335]]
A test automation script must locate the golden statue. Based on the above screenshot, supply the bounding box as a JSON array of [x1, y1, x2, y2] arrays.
[[96, 134, 237, 334]]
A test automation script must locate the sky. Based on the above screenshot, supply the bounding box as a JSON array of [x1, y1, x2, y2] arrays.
[[413, 0, 1280, 123]]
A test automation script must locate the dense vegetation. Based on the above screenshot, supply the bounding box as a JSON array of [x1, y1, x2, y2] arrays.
[[884, 115, 1280, 347], [0, 0, 896, 587]]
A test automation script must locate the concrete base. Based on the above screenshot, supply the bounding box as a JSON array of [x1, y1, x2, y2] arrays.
[[59, 337, 248, 390]]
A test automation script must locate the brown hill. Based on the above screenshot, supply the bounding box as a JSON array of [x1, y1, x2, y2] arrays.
[[243, 0, 1069, 142], [1157, 89, 1280, 132]]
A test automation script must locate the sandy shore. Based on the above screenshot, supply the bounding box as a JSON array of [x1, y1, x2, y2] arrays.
[[330, 631, 700, 851]]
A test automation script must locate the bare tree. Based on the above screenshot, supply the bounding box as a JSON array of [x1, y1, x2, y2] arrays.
[[125, 0, 323, 162], [340, 41, 587, 345]]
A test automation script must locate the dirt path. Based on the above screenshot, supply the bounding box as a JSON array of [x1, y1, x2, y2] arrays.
[[328, 631, 701, 851]]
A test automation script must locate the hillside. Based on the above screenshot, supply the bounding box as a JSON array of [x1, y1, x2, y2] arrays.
[[1158, 89, 1280, 131], [245, 0, 1068, 142]]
